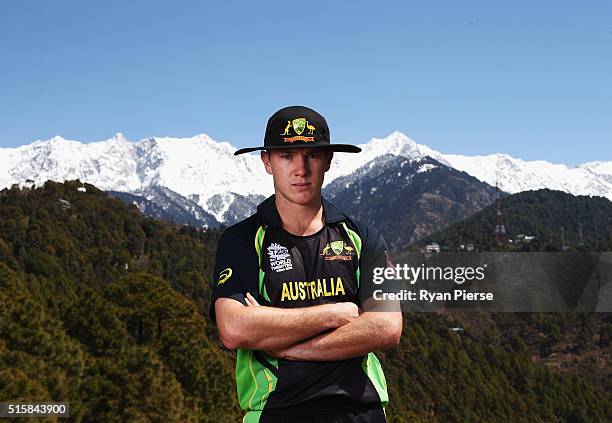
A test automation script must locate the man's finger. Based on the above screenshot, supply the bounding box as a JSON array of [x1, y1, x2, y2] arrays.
[[246, 292, 260, 306]]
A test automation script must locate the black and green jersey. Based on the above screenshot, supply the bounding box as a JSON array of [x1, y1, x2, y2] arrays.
[[210, 195, 391, 422]]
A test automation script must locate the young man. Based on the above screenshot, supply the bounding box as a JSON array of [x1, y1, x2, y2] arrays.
[[210, 106, 402, 423]]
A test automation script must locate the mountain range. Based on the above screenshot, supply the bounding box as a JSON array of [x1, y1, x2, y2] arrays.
[[1, 131, 610, 229]]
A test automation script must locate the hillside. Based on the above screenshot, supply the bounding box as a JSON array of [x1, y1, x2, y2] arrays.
[[0, 181, 610, 422], [0, 180, 238, 422], [408, 189, 612, 394], [416, 189, 612, 252]]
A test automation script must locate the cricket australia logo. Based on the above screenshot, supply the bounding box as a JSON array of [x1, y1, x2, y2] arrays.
[[267, 243, 293, 272], [292, 118, 306, 135], [320, 240, 355, 261], [281, 117, 316, 143]]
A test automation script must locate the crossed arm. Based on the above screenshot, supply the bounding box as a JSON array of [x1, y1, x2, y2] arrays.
[[215, 293, 402, 361]]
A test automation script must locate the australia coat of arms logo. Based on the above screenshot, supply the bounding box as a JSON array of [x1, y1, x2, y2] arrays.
[[320, 240, 355, 261], [281, 117, 315, 143]]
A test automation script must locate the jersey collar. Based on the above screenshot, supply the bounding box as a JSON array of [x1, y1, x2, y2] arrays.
[[257, 194, 345, 227]]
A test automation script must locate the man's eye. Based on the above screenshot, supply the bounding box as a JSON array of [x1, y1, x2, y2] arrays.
[[281, 154, 292, 159]]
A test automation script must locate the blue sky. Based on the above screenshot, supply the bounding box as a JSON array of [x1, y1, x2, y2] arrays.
[[0, 0, 610, 164]]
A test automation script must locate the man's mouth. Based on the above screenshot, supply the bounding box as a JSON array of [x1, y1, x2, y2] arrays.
[[292, 182, 311, 190]]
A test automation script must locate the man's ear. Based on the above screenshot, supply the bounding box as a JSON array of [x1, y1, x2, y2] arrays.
[[261, 150, 273, 175]]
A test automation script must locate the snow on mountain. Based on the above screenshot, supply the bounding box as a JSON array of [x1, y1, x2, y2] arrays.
[[203, 192, 266, 225], [0, 133, 139, 192], [108, 185, 219, 228], [578, 161, 612, 185], [328, 131, 612, 201], [325, 131, 449, 185], [129, 133, 272, 203], [443, 153, 612, 200], [1, 131, 611, 226], [324, 155, 498, 250], [0, 133, 274, 218]]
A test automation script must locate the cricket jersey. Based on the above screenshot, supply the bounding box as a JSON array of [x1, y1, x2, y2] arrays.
[[210, 195, 392, 422]]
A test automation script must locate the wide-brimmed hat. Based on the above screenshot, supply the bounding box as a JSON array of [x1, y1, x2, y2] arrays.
[[234, 105, 361, 155]]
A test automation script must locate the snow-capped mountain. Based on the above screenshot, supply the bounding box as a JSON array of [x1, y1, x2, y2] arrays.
[[328, 132, 612, 202], [443, 153, 612, 201], [324, 155, 498, 250], [0, 134, 140, 192], [1, 131, 611, 227], [107, 185, 219, 228], [325, 131, 450, 183], [0, 133, 273, 217], [197, 192, 266, 225]]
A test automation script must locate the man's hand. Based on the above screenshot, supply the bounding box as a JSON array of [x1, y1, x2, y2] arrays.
[[255, 298, 401, 362], [244, 292, 260, 306], [215, 295, 359, 351], [266, 310, 402, 361], [246, 292, 359, 324], [244, 293, 364, 359], [330, 301, 360, 326]]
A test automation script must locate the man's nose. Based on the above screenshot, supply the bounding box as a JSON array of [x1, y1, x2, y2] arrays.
[[294, 154, 309, 175]]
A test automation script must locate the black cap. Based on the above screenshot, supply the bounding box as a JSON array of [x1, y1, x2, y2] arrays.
[[234, 105, 362, 155]]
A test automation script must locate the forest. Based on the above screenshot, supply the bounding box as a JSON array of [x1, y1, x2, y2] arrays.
[[0, 180, 610, 422]]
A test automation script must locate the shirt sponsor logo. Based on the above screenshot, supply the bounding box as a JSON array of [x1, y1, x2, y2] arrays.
[[267, 242, 293, 272], [218, 267, 232, 285], [320, 240, 355, 261], [280, 277, 346, 302]]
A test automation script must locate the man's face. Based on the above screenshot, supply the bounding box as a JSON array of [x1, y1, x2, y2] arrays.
[[261, 148, 333, 206]]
